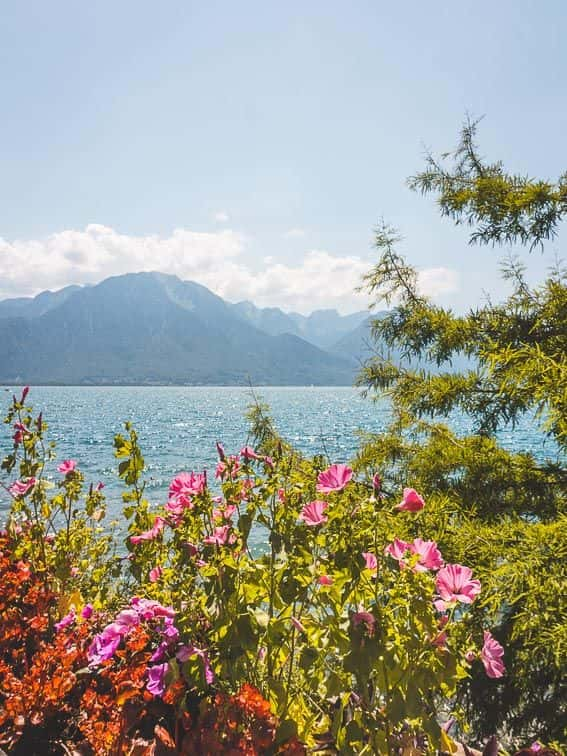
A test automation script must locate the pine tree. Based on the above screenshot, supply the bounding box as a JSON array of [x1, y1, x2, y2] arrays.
[[356, 118, 567, 743]]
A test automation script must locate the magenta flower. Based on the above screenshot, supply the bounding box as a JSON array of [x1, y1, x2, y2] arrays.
[[316, 463, 353, 493], [9, 478, 36, 497], [436, 564, 481, 604], [363, 552, 378, 572], [88, 628, 122, 665], [176, 644, 215, 684], [299, 500, 328, 526], [396, 487, 425, 512], [81, 603, 94, 620], [481, 631, 505, 678], [352, 606, 376, 636], [55, 610, 76, 632], [372, 473, 382, 492], [130, 516, 166, 545], [149, 566, 162, 583], [203, 525, 236, 547], [58, 459, 77, 475], [147, 662, 169, 697]]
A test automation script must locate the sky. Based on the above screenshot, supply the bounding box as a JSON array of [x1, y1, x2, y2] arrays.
[[0, 0, 565, 313]]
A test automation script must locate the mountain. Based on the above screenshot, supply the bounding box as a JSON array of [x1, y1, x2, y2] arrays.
[[330, 316, 375, 365], [230, 301, 369, 349], [0, 285, 82, 319], [330, 314, 475, 373], [0, 273, 356, 385]]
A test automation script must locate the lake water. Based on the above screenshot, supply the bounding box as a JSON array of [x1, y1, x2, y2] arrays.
[[0, 386, 560, 518]]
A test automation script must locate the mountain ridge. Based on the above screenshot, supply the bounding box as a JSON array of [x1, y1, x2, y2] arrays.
[[0, 273, 362, 386]]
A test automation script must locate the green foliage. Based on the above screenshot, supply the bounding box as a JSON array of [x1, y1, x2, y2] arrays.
[[1, 390, 511, 755], [356, 118, 567, 743], [408, 115, 567, 250]]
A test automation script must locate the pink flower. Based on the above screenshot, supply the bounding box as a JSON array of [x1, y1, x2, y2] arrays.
[[481, 631, 505, 678], [58, 459, 77, 475], [70, 566, 80, 577], [431, 630, 448, 649], [169, 472, 206, 508], [385, 538, 413, 563], [363, 552, 378, 572], [185, 542, 199, 557], [81, 604, 94, 619], [352, 606, 376, 636], [436, 564, 481, 604], [318, 574, 333, 585], [277, 488, 286, 502], [212, 504, 237, 521], [130, 516, 166, 545], [396, 487, 425, 512], [291, 616, 305, 633], [9, 478, 36, 497], [240, 479, 254, 500], [299, 500, 328, 526], [130, 597, 175, 620], [95, 481, 105, 491], [149, 566, 163, 583], [316, 463, 353, 493], [203, 525, 236, 547], [240, 445, 261, 461], [12, 422, 28, 444], [372, 473, 381, 492], [410, 538, 443, 571], [464, 649, 476, 663], [147, 662, 168, 697], [216, 441, 225, 460], [215, 455, 240, 480]]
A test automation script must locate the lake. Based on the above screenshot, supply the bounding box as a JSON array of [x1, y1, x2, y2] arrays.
[[0, 386, 560, 519]]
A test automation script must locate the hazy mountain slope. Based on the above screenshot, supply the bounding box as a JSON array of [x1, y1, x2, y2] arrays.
[[231, 300, 369, 349], [0, 285, 82, 319], [0, 273, 355, 385]]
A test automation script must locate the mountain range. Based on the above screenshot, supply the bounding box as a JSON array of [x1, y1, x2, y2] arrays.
[[0, 272, 376, 385]]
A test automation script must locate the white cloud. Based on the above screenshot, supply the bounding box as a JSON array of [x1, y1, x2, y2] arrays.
[[417, 267, 460, 298], [283, 228, 305, 238], [214, 211, 230, 223], [0, 225, 459, 314]]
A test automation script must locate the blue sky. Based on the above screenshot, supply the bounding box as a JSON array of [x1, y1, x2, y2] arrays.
[[0, 0, 565, 312]]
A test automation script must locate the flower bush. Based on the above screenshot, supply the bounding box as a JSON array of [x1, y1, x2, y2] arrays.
[[0, 388, 563, 755]]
